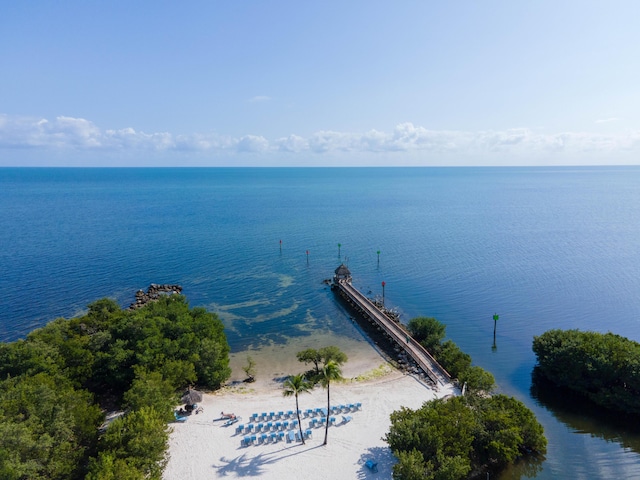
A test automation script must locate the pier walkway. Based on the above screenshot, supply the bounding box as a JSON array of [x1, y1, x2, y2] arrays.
[[332, 265, 452, 386]]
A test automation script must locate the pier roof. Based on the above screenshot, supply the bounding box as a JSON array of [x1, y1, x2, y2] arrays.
[[334, 264, 351, 277]]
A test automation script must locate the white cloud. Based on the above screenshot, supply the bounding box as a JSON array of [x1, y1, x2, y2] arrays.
[[308, 130, 354, 153], [0, 115, 100, 148], [174, 132, 236, 152], [1, 114, 639, 165], [104, 128, 174, 150], [595, 117, 619, 124], [247, 95, 271, 103], [275, 134, 307, 152], [388, 123, 462, 151], [236, 135, 269, 152], [356, 129, 389, 151], [41, 116, 102, 147]]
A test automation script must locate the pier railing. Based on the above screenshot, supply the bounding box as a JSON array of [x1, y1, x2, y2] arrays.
[[334, 279, 452, 386]]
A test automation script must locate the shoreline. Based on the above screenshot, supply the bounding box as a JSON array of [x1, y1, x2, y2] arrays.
[[163, 345, 457, 479]]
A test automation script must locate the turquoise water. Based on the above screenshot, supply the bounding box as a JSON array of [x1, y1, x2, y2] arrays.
[[1, 166, 640, 478]]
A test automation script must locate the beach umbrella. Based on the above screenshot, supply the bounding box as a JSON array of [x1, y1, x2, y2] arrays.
[[181, 388, 203, 405]]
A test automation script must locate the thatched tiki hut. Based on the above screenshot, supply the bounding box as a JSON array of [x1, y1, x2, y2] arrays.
[[181, 388, 203, 406], [333, 264, 352, 286]]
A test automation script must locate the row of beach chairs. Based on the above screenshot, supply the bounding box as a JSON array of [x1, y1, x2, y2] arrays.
[[248, 410, 298, 422], [247, 403, 361, 423], [235, 420, 299, 435], [309, 416, 335, 428], [240, 428, 313, 446], [304, 403, 361, 418], [237, 403, 361, 447], [307, 414, 353, 428]]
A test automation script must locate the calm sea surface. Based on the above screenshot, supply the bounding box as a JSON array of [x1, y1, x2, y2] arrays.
[[1, 167, 639, 478]]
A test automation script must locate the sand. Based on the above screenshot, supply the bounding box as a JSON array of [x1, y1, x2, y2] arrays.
[[163, 345, 458, 480]]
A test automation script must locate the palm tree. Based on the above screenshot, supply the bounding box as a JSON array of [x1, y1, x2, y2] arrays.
[[319, 360, 343, 445], [282, 374, 313, 444]]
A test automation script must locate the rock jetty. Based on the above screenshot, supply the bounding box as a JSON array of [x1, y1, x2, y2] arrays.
[[128, 284, 183, 310]]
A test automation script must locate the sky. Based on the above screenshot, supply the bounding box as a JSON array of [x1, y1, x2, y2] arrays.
[[1, 1, 639, 167]]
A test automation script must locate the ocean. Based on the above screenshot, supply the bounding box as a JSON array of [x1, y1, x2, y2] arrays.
[[1, 166, 639, 479]]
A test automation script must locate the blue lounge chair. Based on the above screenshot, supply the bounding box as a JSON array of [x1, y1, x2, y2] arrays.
[[269, 432, 277, 442], [275, 421, 282, 430], [287, 410, 294, 418], [250, 435, 257, 445], [310, 418, 318, 428], [329, 416, 336, 426], [291, 419, 299, 429], [260, 433, 268, 444], [257, 423, 264, 432], [277, 431, 285, 441], [236, 424, 245, 434], [266, 421, 273, 431], [355, 402, 362, 410], [287, 430, 295, 443], [241, 436, 251, 447], [283, 420, 289, 430], [365, 459, 378, 473], [277, 410, 284, 419], [304, 428, 312, 439], [250, 413, 258, 422], [305, 408, 313, 417], [224, 416, 239, 426], [342, 415, 352, 424]]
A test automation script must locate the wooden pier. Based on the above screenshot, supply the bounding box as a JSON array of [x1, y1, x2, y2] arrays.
[[332, 265, 452, 386]]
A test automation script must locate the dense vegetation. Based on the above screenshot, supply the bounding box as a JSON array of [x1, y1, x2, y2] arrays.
[[386, 395, 547, 480], [407, 317, 495, 394], [533, 329, 640, 415], [387, 316, 547, 479], [0, 295, 230, 480]]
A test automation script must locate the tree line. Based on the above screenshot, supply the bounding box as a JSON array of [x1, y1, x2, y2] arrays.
[[0, 295, 231, 479], [532, 328, 640, 415]]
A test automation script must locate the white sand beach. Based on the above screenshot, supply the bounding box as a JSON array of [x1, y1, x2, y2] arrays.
[[164, 346, 458, 480]]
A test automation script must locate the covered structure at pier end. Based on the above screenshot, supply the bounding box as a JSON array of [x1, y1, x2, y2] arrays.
[[332, 263, 352, 286]]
